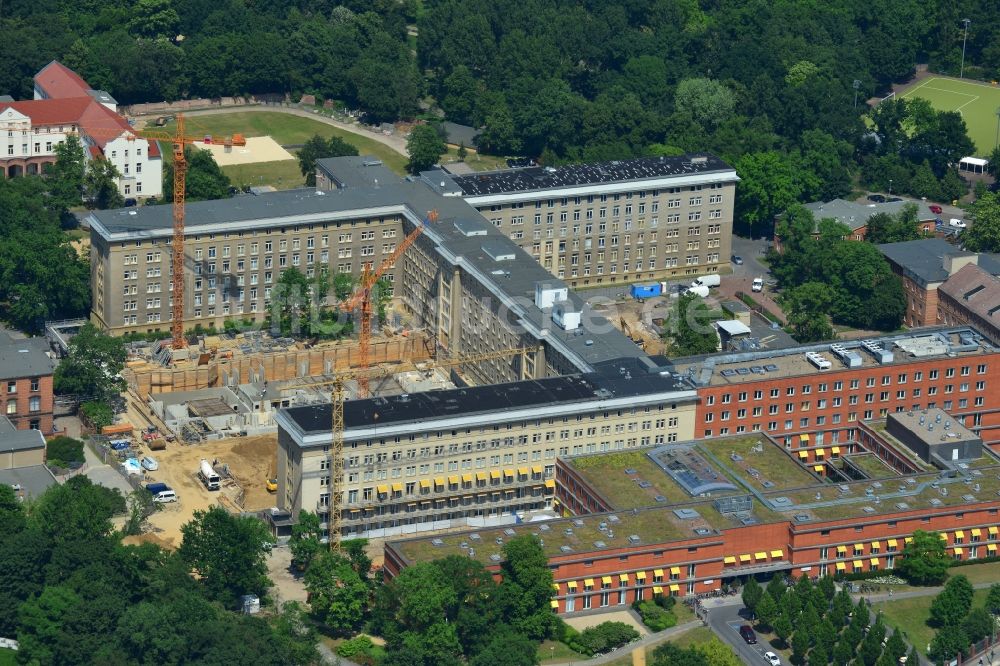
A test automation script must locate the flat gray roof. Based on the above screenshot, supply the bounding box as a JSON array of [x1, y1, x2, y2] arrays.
[[87, 163, 647, 372], [315, 155, 402, 190], [0, 333, 54, 380], [0, 465, 57, 499]]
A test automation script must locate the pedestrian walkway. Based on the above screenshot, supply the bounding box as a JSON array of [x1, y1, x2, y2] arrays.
[[545, 619, 703, 666]]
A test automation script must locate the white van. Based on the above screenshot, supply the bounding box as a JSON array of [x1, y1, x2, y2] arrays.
[[691, 274, 721, 288], [152, 489, 177, 503], [752, 277, 764, 293], [949, 218, 967, 228]]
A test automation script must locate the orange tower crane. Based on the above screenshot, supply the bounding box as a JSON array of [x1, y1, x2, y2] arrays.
[[82, 114, 246, 349], [339, 210, 438, 396]]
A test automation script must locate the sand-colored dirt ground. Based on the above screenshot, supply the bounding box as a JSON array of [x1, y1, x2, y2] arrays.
[[191, 135, 294, 166], [138, 434, 278, 548]]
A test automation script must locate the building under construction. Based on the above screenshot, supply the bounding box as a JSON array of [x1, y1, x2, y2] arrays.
[[86, 153, 738, 541]]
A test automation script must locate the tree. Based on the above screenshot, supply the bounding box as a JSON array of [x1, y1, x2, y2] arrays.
[[742, 577, 763, 614], [897, 529, 950, 586], [83, 157, 124, 210], [651, 642, 710, 666], [693, 637, 742, 666], [468, 628, 539, 666], [735, 151, 802, 236], [127, 0, 180, 40], [54, 323, 126, 403], [929, 626, 969, 663], [163, 147, 232, 203], [342, 539, 372, 583], [45, 436, 85, 468], [288, 510, 323, 571], [930, 575, 974, 627], [864, 204, 924, 244], [773, 612, 793, 647], [303, 551, 368, 633], [47, 135, 87, 223], [674, 78, 736, 131], [784, 281, 835, 342], [178, 506, 275, 608], [963, 606, 994, 644], [406, 125, 446, 174], [756, 592, 778, 630], [791, 627, 811, 665], [667, 292, 720, 356], [498, 535, 556, 640], [961, 191, 1000, 252], [984, 582, 1000, 615], [297, 134, 359, 187]]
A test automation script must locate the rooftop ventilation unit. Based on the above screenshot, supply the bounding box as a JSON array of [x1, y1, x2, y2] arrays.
[[861, 339, 894, 363], [830, 343, 863, 368], [805, 351, 832, 370], [482, 241, 516, 262]]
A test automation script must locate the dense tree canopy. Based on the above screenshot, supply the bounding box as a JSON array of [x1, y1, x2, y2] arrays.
[[0, 178, 90, 333], [771, 205, 906, 336], [54, 323, 127, 402], [2, 477, 316, 664]]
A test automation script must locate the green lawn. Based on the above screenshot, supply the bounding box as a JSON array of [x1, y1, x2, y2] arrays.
[[440, 147, 507, 172], [223, 160, 305, 191], [156, 111, 408, 174], [949, 560, 1000, 585], [538, 639, 586, 664], [601, 626, 735, 666], [0, 649, 15, 666], [900, 76, 1000, 155], [875, 587, 989, 655]]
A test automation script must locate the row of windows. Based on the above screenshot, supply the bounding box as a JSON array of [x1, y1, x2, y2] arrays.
[[6, 379, 41, 393], [703, 400, 983, 437], [5, 397, 42, 414], [484, 184, 727, 212], [706, 365, 988, 404], [116, 219, 400, 250]]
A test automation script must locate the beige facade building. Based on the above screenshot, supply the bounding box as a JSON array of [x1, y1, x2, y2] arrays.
[[428, 155, 739, 288], [276, 366, 697, 540]]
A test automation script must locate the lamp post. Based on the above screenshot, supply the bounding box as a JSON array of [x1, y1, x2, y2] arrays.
[[960, 19, 972, 79], [888, 179, 893, 196], [995, 106, 1000, 151], [853, 80, 862, 109]]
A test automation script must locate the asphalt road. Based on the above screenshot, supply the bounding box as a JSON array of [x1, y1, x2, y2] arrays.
[[703, 600, 783, 666]]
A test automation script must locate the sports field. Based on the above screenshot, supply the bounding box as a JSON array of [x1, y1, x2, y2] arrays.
[[900, 76, 1000, 156]]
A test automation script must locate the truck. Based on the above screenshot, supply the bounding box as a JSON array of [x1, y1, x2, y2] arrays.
[[629, 283, 662, 300], [145, 482, 177, 503], [690, 274, 721, 289], [199, 459, 221, 491]]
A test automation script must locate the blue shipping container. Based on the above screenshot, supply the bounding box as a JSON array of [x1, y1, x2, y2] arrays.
[[629, 283, 661, 298]]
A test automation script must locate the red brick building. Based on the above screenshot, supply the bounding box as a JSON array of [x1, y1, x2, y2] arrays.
[[385, 422, 1000, 614], [0, 333, 55, 433], [938, 263, 1000, 346], [878, 239, 1000, 328], [672, 326, 1000, 449]]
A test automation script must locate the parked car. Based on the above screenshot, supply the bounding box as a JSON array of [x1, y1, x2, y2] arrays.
[[929, 204, 943, 214], [739, 625, 757, 644], [109, 439, 131, 451], [867, 194, 886, 203], [731, 255, 744, 265], [886, 196, 903, 202], [764, 652, 781, 666], [949, 218, 967, 228], [203, 135, 213, 144], [141, 456, 159, 471], [752, 277, 764, 293]]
